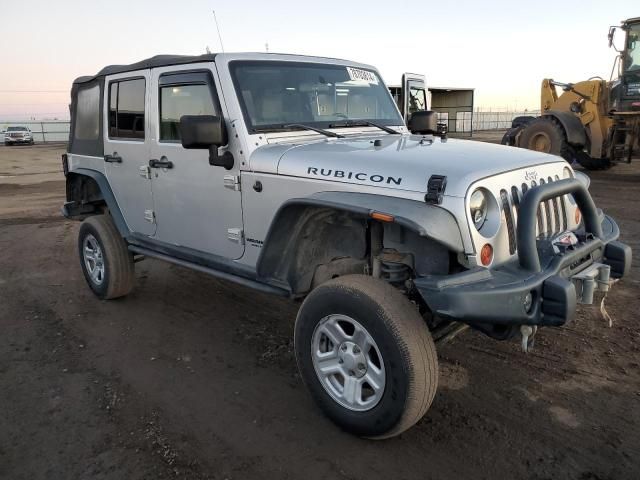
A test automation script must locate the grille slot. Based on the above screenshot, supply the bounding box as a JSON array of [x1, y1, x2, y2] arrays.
[[500, 189, 517, 254], [498, 176, 571, 256]]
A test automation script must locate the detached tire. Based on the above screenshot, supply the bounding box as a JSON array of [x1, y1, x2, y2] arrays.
[[78, 215, 134, 299], [518, 117, 574, 163], [294, 275, 438, 438]]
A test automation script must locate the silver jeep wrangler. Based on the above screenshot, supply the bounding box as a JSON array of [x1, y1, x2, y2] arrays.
[[62, 53, 631, 438]]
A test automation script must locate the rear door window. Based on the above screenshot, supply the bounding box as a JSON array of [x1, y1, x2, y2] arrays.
[[108, 78, 146, 139]]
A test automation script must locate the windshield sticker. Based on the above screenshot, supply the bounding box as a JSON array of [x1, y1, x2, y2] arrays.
[[346, 67, 379, 85]]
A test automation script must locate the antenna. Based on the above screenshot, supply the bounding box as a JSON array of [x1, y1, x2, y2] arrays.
[[212, 10, 225, 53]]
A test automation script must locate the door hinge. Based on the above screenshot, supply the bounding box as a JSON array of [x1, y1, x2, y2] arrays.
[[144, 209, 156, 223], [224, 174, 241, 191], [139, 165, 151, 179], [227, 227, 244, 244]]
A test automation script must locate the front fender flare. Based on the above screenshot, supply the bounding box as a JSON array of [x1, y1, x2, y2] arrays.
[[256, 191, 464, 285]]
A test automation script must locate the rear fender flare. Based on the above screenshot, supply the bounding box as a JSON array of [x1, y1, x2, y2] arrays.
[[64, 168, 130, 237]]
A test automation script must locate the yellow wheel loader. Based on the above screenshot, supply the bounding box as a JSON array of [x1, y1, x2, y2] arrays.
[[503, 17, 640, 170]]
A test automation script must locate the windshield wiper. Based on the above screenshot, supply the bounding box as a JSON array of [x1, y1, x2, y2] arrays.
[[328, 120, 400, 135], [283, 124, 344, 138]]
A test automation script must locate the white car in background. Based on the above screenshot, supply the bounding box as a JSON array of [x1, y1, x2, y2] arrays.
[[4, 126, 34, 145]]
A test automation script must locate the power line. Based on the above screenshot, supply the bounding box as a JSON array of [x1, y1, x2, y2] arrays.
[[0, 103, 68, 106], [0, 90, 67, 93]]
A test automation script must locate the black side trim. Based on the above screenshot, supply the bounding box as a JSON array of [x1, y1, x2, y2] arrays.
[[127, 233, 259, 281], [128, 245, 289, 297]]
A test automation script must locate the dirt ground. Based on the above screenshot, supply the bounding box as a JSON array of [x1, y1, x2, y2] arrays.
[[0, 143, 638, 480]]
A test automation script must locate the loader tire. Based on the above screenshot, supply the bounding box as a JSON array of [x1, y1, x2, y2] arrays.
[[518, 117, 574, 163]]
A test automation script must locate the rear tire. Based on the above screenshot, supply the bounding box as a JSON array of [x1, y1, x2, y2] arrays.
[[78, 215, 134, 299], [518, 117, 574, 163], [294, 275, 438, 438]]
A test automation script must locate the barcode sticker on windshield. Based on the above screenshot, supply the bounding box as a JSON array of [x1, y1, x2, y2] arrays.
[[346, 67, 379, 85]]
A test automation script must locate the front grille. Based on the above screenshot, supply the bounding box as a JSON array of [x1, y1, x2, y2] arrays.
[[501, 176, 570, 255]]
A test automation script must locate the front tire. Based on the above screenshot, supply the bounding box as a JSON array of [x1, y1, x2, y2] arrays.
[[78, 215, 134, 299], [294, 275, 438, 438]]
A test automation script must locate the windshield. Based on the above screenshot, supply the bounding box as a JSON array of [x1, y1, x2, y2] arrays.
[[230, 61, 403, 132], [626, 24, 640, 72], [7, 127, 27, 131]]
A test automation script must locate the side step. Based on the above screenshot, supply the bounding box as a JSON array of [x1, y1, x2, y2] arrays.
[[128, 245, 290, 297]]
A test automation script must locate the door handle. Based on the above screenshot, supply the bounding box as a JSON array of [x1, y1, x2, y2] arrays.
[[104, 153, 123, 163], [149, 157, 173, 169]]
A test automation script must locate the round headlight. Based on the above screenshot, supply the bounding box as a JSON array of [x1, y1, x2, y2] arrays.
[[469, 189, 488, 230]]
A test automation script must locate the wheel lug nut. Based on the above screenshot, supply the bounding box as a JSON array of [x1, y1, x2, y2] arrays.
[[349, 370, 355, 376], [341, 344, 348, 352], [338, 359, 344, 364], [358, 363, 365, 370], [353, 346, 360, 354]]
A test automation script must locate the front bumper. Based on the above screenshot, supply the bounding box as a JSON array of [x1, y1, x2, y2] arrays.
[[415, 179, 632, 327]]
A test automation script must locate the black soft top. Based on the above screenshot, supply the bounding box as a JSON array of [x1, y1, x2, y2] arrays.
[[73, 54, 218, 84]]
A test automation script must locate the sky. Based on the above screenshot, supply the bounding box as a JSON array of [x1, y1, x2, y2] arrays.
[[0, 0, 637, 120]]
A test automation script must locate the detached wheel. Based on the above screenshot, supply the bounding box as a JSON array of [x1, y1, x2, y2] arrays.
[[294, 275, 438, 438], [518, 117, 574, 163], [78, 215, 134, 299]]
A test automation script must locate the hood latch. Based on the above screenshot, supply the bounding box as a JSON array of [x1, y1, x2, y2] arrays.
[[425, 175, 447, 204]]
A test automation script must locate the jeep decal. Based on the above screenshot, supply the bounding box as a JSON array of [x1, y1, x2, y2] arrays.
[[306, 167, 402, 185]]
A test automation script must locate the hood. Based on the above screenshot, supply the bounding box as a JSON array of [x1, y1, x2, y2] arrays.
[[252, 135, 564, 197]]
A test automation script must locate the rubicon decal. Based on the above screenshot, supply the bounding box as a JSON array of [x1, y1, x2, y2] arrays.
[[307, 167, 402, 185]]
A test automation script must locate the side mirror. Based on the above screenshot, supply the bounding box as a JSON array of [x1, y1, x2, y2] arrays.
[[179, 115, 227, 149], [409, 110, 438, 135], [608, 27, 615, 48], [179, 115, 234, 170]]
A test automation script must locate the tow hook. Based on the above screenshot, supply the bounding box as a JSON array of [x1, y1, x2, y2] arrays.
[[520, 325, 538, 353]]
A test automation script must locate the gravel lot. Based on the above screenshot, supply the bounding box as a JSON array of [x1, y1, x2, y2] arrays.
[[1, 143, 639, 479]]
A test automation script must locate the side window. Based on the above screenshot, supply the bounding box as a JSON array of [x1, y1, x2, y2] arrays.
[[74, 83, 100, 140], [408, 84, 427, 115], [108, 78, 146, 139], [159, 77, 217, 142]]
